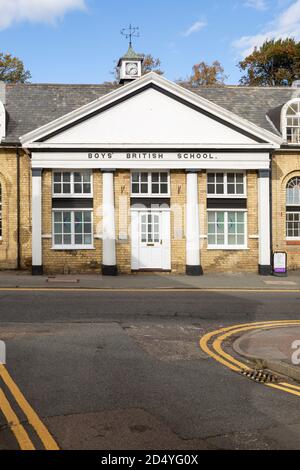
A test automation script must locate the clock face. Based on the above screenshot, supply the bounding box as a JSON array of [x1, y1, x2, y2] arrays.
[[125, 62, 139, 76]]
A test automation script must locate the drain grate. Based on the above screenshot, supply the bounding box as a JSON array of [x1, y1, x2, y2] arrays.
[[240, 368, 279, 384]]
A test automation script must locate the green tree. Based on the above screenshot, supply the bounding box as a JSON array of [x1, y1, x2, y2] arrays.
[[0, 52, 31, 83], [188, 60, 227, 86], [239, 38, 300, 86]]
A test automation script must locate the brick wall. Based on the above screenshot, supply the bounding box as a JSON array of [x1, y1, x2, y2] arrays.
[[272, 152, 300, 270], [0, 149, 31, 270]]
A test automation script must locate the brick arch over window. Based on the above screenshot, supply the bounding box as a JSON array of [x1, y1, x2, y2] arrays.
[[286, 176, 300, 239]]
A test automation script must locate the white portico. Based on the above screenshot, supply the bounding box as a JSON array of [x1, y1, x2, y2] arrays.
[[20, 72, 282, 276]]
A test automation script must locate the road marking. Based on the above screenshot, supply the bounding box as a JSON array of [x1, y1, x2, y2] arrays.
[[0, 364, 59, 450], [0, 388, 35, 450], [200, 321, 300, 399], [0, 287, 299, 293]]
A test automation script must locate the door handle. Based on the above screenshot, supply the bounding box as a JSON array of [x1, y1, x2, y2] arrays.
[[147, 243, 155, 247]]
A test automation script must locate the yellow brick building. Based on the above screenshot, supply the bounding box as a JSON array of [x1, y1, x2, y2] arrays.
[[0, 53, 300, 276]]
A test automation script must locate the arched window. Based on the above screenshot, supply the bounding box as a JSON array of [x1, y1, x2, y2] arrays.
[[286, 177, 300, 238], [284, 100, 300, 143]]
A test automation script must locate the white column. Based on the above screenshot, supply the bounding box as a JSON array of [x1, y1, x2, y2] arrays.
[[186, 171, 203, 275], [32, 168, 43, 275], [258, 169, 272, 275], [102, 170, 117, 275]]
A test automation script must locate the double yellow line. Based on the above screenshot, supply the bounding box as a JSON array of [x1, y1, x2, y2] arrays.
[[0, 364, 59, 450], [200, 320, 300, 398]]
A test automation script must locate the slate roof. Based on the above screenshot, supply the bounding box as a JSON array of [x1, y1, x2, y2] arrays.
[[2, 81, 300, 144]]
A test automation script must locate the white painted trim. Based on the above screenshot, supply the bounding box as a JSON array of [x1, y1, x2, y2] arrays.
[[206, 170, 247, 198], [102, 172, 117, 267], [52, 169, 93, 198], [21, 73, 282, 147], [32, 172, 42, 266], [258, 172, 271, 266], [27, 143, 276, 150], [130, 170, 170, 197], [281, 97, 300, 143], [186, 172, 200, 267], [32, 151, 271, 170], [52, 209, 94, 250], [207, 210, 248, 250]]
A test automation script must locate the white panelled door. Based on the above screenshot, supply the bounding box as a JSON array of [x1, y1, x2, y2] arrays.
[[131, 210, 171, 270]]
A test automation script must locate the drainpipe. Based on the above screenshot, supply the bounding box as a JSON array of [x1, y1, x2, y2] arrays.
[[16, 147, 21, 270]]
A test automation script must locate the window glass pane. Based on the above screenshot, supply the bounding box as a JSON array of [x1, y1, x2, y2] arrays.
[[74, 184, 82, 194], [63, 212, 71, 223], [63, 173, 71, 182], [75, 235, 83, 244], [74, 212, 83, 223], [54, 212, 62, 223], [207, 184, 215, 194], [53, 183, 61, 194], [132, 184, 139, 193], [141, 173, 148, 182], [141, 184, 148, 193], [54, 173, 61, 183], [160, 173, 168, 182], [63, 235, 72, 245], [216, 173, 223, 183], [207, 174, 215, 183], [216, 184, 224, 194], [74, 172, 81, 182], [161, 184, 168, 194], [83, 183, 91, 193], [84, 235, 92, 245], [84, 212, 91, 222], [63, 184, 71, 193], [227, 173, 234, 183], [132, 173, 139, 182], [152, 173, 159, 182], [227, 184, 235, 194], [54, 235, 62, 245], [152, 184, 159, 194], [228, 235, 236, 245], [236, 184, 244, 194]]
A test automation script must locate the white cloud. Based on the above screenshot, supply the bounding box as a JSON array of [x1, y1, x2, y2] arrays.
[[244, 0, 268, 10], [233, 0, 300, 56], [181, 20, 207, 37], [0, 0, 86, 30]]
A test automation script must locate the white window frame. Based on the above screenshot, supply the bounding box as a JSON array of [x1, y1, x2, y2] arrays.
[[52, 209, 94, 250], [286, 211, 300, 240], [131, 170, 170, 198], [52, 170, 93, 198], [281, 99, 300, 145], [207, 171, 247, 198], [207, 209, 248, 250]]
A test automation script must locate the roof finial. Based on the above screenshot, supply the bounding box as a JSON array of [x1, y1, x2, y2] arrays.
[[121, 24, 140, 49]]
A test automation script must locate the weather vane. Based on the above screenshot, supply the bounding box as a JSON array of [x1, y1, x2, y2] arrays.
[[121, 24, 140, 48]]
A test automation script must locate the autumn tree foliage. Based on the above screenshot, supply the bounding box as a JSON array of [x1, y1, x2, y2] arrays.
[[239, 38, 300, 86], [188, 60, 227, 86]]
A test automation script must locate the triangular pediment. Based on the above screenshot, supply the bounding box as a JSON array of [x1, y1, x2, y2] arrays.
[[20, 73, 282, 148]]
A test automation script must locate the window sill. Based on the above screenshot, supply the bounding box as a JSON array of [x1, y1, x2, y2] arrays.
[[207, 246, 249, 251], [52, 195, 93, 198], [207, 195, 247, 199], [131, 194, 170, 198], [51, 246, 95, 251]]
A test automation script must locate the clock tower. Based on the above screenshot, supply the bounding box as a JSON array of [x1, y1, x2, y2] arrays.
[[118, 45, 144, 84]]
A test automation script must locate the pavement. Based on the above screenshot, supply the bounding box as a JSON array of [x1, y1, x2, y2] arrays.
[[233, 326, 300, 382], [0, 269, 300, 290]]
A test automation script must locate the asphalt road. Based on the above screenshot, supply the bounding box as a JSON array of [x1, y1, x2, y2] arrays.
[[0, 290, 300, 450]]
